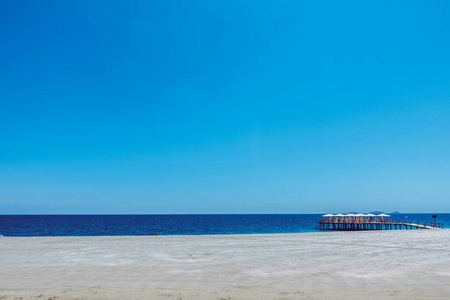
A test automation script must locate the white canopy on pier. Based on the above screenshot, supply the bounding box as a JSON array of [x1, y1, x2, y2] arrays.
[[322, 213, 389, 218]]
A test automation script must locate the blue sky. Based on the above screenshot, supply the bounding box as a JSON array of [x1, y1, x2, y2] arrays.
[[1, 0, 449, 214]]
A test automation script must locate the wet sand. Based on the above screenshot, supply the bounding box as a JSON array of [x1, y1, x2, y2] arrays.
[[1, 230, 449, 299]]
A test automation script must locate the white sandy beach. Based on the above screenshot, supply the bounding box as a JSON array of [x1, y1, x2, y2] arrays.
[[1, 230, 449, 299]]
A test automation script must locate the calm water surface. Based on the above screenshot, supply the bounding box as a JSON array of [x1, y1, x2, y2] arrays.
[[0, 214, 448, 237]]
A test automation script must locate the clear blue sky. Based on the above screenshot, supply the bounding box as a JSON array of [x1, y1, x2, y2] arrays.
[[1, 0, 449, 214]]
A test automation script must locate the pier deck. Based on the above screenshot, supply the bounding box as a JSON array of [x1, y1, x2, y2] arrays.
[[316, 219, 442, 231]]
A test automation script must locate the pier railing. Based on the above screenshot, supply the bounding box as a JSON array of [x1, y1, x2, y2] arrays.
[[315, 217, 444, 231]]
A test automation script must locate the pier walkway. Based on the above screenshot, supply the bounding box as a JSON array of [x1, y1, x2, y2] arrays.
[[316, 214, 444, 231]]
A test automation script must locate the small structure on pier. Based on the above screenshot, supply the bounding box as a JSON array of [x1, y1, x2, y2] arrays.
[[316, 213, 444, 231]]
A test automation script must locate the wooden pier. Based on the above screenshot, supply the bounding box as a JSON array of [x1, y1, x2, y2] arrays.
[[316, 214, 444, 231]]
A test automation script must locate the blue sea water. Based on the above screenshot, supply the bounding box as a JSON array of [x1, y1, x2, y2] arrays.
[[0, 214, 448, 237]]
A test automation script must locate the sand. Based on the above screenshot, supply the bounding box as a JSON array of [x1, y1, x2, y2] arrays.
[[1, 230, 449, 299]]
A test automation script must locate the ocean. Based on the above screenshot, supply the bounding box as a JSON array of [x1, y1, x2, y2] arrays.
[[0, 213, 448, 237]]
